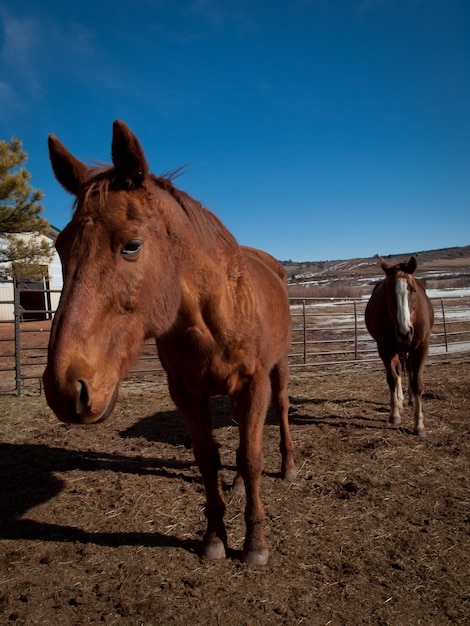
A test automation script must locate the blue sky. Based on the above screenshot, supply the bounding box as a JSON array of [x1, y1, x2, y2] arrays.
[[1, 1, 469, 262]]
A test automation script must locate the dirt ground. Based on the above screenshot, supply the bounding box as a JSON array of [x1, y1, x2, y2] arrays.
[[0, 360, 469, 625]]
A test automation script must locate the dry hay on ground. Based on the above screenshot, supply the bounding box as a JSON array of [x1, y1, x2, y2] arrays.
[[0, 361, 469, 625]]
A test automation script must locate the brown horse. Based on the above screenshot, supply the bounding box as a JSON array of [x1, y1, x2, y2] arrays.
[[43, 120, 296, 565], [365, 256, 434, 437]]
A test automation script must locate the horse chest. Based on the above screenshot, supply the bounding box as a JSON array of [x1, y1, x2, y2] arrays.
[[157, 327, 255, 396]]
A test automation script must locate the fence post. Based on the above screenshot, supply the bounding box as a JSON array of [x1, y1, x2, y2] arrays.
[[440, 298, 448, 352], [353, 300, 358, 360], [302, 299, 307, 364], [14, 282, 21, 396]]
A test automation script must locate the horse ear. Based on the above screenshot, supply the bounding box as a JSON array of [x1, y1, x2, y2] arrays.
[[111, 120, 148, 186], [48, 135, 88, 196], [379, 257, 390, 274], [406, 256, 418, 274], [380, 257, 397, 277]]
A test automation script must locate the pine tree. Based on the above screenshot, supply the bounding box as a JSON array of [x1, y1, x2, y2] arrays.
[[0, 137, 53, 279]]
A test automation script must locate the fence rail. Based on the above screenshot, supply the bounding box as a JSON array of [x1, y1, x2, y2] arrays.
[[288, 295, 470, 369], [1, 281, 469, 395]]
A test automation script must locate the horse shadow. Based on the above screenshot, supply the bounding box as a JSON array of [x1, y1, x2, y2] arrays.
[[288, 394, 424, 437], [288, 395, 395, 431], [120, 408, 193, 447], [119, 400, 284, 484], [0, 440, 209, 556], [120, 397, 279, 444], [0, 398, 255, 559], [0, 395, 402, 554]]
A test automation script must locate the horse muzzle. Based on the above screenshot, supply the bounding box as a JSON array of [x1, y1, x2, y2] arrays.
[[43, 366, 119, 425], [396, 325, 414, 344]]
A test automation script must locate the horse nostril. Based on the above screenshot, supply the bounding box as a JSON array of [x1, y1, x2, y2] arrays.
[[76, 379, 89, 415]]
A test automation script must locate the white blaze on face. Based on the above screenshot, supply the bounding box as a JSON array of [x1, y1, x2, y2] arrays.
[[395, 278, 411, 335]]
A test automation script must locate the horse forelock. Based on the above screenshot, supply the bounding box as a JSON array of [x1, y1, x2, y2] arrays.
[[71, 165, 115, 214]]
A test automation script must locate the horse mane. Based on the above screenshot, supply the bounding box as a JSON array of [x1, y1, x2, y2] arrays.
[[150, 173, 238, 250], [73, 165, 238, 251]]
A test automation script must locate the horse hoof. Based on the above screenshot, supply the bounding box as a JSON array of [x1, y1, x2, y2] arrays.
[[282, 468, 297, 482], [242, 548, 269, 566], [414, 427, 427, 439], [202, 540, 226, 560]]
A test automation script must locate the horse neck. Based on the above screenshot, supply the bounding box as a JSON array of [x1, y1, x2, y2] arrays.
[[158, 186, 241, 282], [153, 199, 244, 326]]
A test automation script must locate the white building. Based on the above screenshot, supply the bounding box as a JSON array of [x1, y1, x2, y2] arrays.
[[0, 226, 62, 321]]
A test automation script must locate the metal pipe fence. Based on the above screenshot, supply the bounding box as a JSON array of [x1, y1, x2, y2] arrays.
[[288, 295, 470, 369], [1, 282, 469, 395]]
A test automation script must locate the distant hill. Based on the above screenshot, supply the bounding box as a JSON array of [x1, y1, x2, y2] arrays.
[[284, 245, 470, 295]]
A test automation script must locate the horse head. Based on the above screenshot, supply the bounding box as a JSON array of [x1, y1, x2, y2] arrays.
[[43, 121, 183, 424], [380, 256, 419, 345]]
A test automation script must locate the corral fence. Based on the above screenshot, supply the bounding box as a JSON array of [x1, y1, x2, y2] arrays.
[[1, 280, 469, 395]]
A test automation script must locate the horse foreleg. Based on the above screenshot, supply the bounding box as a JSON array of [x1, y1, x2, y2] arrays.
[[381, 351, 403, 426], [405, 353, 414, 406], [231, 373, 271, 565], [408, 347, 429, 438], [270, 359, 296, 481], [396, 372, 404, 411], [168, 382, 227, 560]]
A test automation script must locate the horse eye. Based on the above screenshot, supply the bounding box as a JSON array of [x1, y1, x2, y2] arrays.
[[120, 239, 143, 258]]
